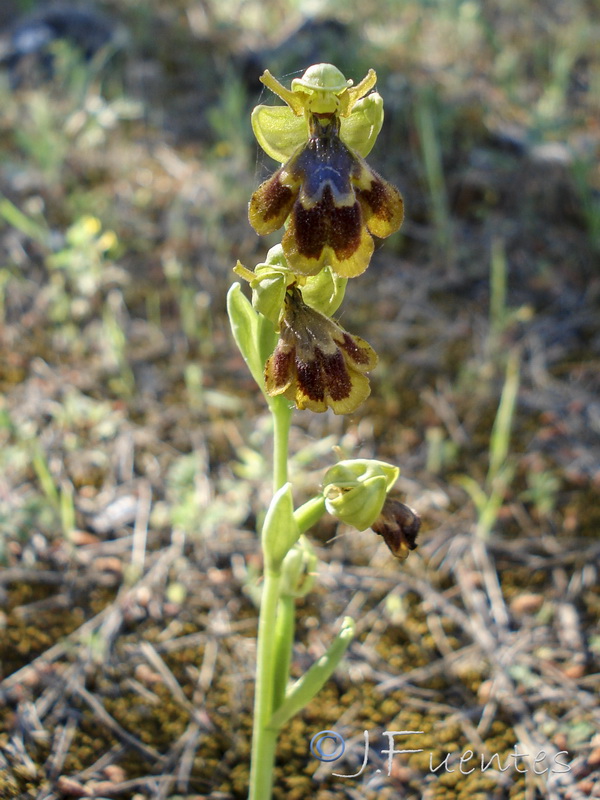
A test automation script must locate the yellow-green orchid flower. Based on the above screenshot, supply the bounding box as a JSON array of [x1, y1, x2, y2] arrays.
[[249, 64, 404, 279], [265, 286, 378, 414]]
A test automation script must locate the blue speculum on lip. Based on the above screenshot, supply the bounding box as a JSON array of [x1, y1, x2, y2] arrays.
[[264, 286, 378, 414], [297, 115, 356, 204], [249, 112, 404, 279]]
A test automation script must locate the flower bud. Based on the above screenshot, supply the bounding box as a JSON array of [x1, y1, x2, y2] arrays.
[[280, 537, 318, 598], [323, 459, 399, 530], [234, 245, 347, 325], [300, 266, 347, 317], [234, 247, 289, 326]]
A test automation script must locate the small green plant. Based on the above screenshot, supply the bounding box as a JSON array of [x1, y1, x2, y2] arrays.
[[458, 348, 520, 539], [521, 466, 561, 520], [0, 194, 50, 246], [5, 39, 141, 182], [414, 85, 453, 258], [227, 63, 420, 800], [0, 202, 125, 328], [47, 215, 122, 322], [0, 407, 79, 559], [488, 237, 533, 346], [571, 157, 600, 255], [101, 289, 136, 397]]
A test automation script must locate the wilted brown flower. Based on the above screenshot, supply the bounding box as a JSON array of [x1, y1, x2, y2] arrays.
[[265, 286, 377, 414], [371, 499, 420, 560]]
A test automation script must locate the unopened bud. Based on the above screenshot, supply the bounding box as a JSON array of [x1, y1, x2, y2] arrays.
[[280, 537, 318, 598], [323, 459, 399, 530]]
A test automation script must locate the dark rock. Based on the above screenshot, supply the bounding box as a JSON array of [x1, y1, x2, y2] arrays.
[[0, 4, 118, 86]]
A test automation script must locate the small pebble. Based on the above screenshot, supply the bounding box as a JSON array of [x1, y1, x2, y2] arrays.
[[103, 764, 126, 782], [509, 593, 544, 615], [56, 776, 86, 796]]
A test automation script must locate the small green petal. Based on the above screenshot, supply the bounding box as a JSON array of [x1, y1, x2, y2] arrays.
[[252, 272, 288, 325]]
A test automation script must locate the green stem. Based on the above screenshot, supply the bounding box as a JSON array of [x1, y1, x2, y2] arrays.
[[248, 397, 292, 800], [272, 595, 295, 708], [294, 495, 326, 534], [248, 568, 282, 800], [272, 397, 292, 491]]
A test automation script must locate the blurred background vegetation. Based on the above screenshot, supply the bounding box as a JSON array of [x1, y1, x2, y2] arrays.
[[0, 1, 599, 798]]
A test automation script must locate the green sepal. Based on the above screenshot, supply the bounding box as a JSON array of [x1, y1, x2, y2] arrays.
[[256, 246, 347, 318], [251, 105, 306, 165], [302, 267, 347, 317], [261, 243, 288, 268], [253, 271, 288, 325], [325, 474, 388, 530], [253, 65, 382, 162], [227, 282, 277, 399], [268, 616, 356, 730], [235, 247, 289, 326], [291, 64, 351, 95], [323, 459, 400, 530], [261, 482, 300, 572]]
